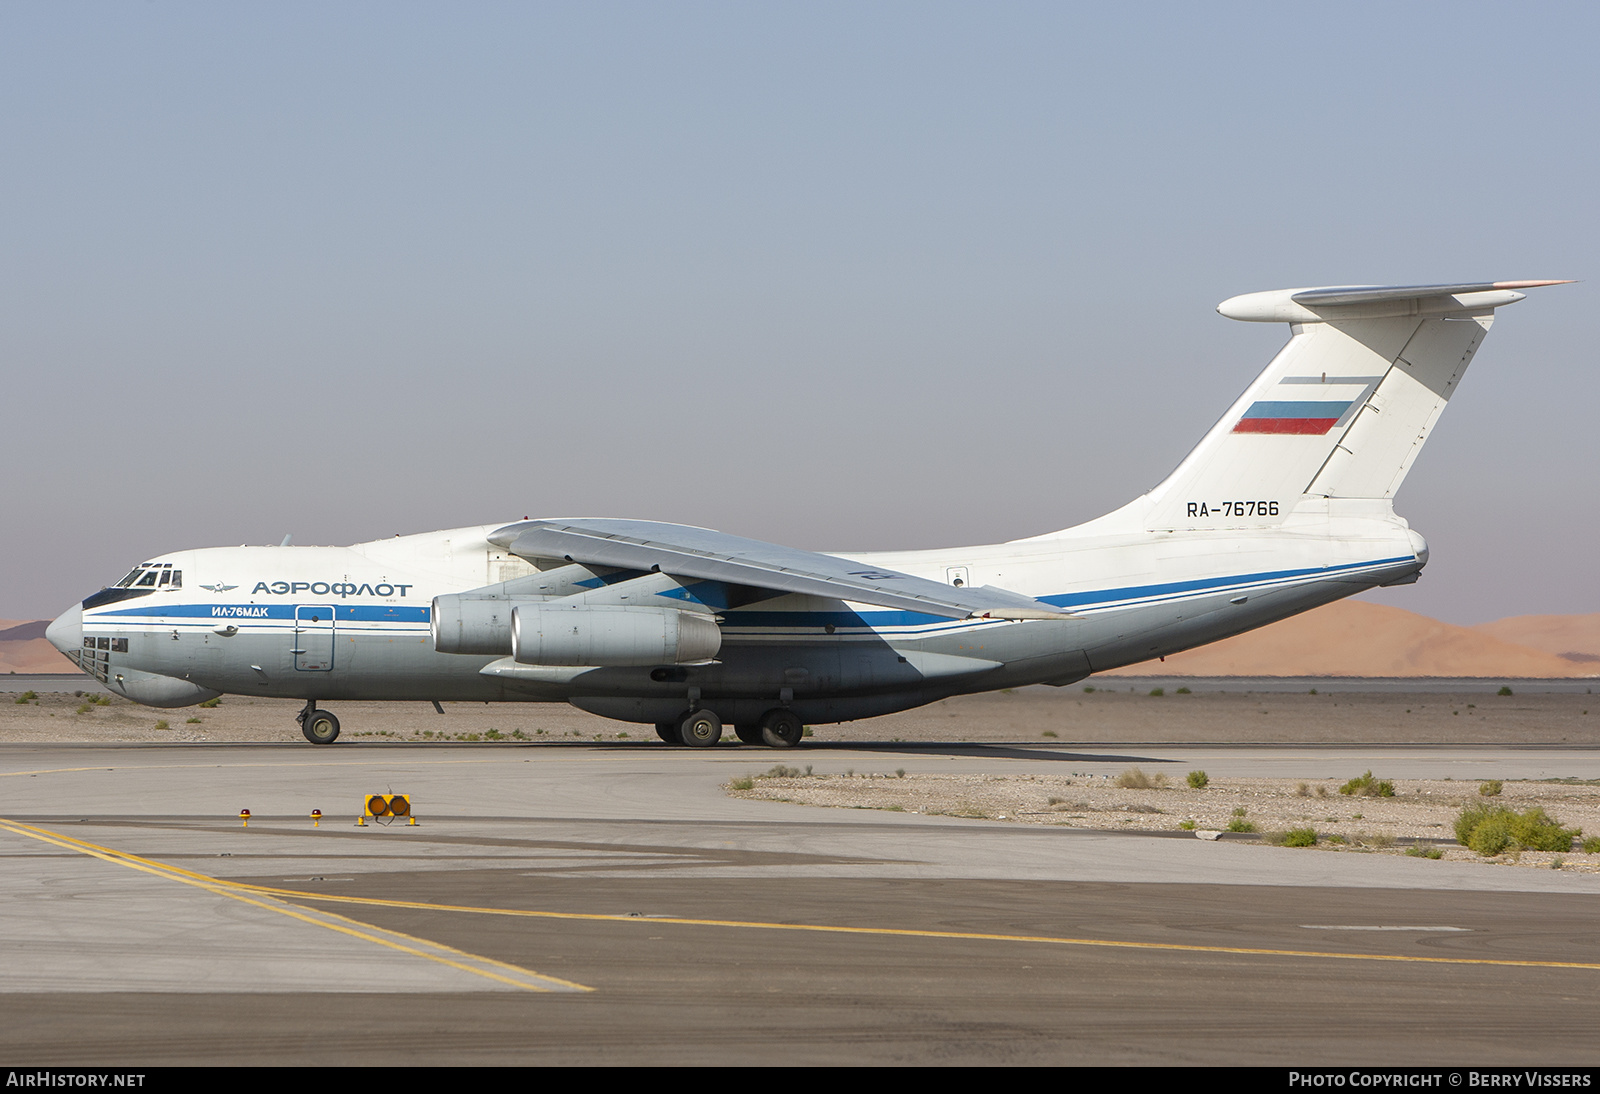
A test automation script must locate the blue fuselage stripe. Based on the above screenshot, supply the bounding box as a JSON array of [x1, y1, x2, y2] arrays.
[[90, 603, 431, 623]]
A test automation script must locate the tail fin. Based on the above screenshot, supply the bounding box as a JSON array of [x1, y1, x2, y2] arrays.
[[1137, 281, 1570, 531]]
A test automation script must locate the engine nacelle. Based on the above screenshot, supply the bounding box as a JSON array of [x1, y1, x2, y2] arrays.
[[511, 604, 721, 667], [432, 595, 528, 655]]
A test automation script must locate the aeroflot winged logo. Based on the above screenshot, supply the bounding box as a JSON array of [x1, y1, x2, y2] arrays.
[[199, 583, 238, 593], [1232, 374, 1383, 436], [249, 581, 414, 597]]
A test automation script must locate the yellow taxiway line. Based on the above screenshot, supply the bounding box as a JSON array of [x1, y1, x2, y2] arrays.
[[4, 817, 1599, 975], [0, 817, 591, 993]]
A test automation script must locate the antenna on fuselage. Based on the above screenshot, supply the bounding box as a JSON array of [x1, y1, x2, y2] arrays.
[[280, 534, 293, 547]]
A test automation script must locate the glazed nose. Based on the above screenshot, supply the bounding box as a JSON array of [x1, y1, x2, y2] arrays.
[[45, 603, 82, 654]]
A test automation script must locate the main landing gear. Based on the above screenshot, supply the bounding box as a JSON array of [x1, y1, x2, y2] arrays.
[[656, 710, 724, 747], [660, 707, 802, 748], [756, 708, 803, 748], [298, 699, 340, 745]]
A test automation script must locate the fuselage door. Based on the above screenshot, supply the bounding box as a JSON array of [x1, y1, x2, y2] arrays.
[[293, 605, 335, 672]]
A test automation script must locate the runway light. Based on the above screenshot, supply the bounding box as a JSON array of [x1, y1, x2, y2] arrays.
[[311, 809, 322, 827], [239, 809, 250, 828]]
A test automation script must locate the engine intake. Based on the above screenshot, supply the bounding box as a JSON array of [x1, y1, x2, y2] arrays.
[[432, 595, 527, 655]]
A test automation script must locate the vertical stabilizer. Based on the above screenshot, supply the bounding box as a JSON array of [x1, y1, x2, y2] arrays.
[[1134, 282, 1565, 531]]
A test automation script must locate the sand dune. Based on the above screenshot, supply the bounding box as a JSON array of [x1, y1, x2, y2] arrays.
[[4, 603, 1596, 678], [1473, 613, 1600, 664], [0, 620, 73, 674], [1104, 600, 1595, 677]]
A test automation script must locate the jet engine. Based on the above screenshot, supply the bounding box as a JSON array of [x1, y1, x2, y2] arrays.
[[511, 604, 721, 667], [431, 595, 526, 655]]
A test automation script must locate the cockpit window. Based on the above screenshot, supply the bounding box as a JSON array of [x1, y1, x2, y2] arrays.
[[118, 563, 181, 590]]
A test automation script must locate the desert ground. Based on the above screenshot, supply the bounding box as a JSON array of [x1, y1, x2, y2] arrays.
[[3, 675, 1595, 746], [6, 676, 1597, 872]]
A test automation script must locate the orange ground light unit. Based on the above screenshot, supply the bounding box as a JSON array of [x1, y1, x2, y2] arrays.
[[358, 794, 416, 826]]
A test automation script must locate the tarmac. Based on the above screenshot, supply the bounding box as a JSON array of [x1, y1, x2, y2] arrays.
[[3, 738, 1599, 1065]]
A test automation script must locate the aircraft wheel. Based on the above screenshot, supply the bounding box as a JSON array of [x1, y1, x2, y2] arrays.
[[759, 708, 804, 748], [302, 710, 341, 745], [678, 709, 722, 748], [733, 724, 763, 745], [654, 721, 680, 743]]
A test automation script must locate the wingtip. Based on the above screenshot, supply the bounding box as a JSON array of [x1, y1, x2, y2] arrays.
[[1492, 280, 1577, 290]]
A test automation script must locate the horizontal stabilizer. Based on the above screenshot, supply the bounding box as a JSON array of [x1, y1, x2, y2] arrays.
[[1219, 279, 1572, 323], [489, 518, 1069, 621], [1290, 281, 1574, 307]]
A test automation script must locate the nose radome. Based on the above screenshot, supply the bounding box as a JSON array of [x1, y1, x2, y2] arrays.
[[45, 604, 83, 655]]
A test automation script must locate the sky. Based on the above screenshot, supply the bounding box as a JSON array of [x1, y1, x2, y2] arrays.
[[1, 2, 1595, 625]]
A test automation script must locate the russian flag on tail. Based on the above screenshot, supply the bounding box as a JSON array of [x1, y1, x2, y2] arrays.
[[1232, 399, 1354, 435]]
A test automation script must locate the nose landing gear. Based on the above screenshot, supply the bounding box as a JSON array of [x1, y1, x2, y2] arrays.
[[298, 699, 340, 745]]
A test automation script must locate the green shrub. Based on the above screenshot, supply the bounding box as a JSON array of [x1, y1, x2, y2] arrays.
[[1186, 770, 1209, 789], [75, 703, 91, 714], [1582, 836, 1600, 854], [1467, 812, 1515, 855], [1478, 780, 1503, 797], [1498, 686, 1513, 697], [1456, 802, 1577, 856], [14, 691, 37, 704], [1509, 809, 1577, 852], [1175, 687, 1191, 694], [1282, 827, 1318, 847], [1227, 818, 1257, 833], [1339, 771, 1395, 797], [1454, 801, 1497, 845], [1178, 819, 1197, 830], [153, 720, 169, 731], [1407, 845, 1443, 859], [729, 776, 754, 791], [198, 697, 221, 708], [1149, 687, 1165, 697]]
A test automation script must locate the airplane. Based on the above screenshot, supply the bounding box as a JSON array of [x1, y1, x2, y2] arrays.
[[43, 279, 1570, 747]]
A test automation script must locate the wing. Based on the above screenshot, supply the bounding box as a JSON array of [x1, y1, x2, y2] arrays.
[[486, 518, 1068, 621]]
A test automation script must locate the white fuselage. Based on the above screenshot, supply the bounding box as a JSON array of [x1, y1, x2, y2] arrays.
[[57, 503, 1422, 724]]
